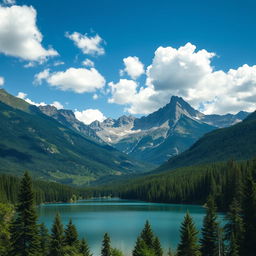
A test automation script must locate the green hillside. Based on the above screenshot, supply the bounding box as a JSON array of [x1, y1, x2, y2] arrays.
[[0, 89, 152, 185], [157, 110, 256, 172]]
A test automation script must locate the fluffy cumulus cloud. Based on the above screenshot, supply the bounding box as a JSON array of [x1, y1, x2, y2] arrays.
[[34, 67, 105, 93], [120, 56, 145, 80], [0, 76, 4, 86], [17, 92, 63, 109], [108, 43, 256, 115], [66, 32, 105, 56], [0, 5, 58, 62], [74, 109, 106, 125]]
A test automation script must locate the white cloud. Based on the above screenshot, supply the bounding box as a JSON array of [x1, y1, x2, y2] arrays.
[[0, 5, 58, 62], [108, 79, 158, 114], [82, 58, 94, 67], [66, 32, 105, 56], [108, 43, 256, 115], [53, 61, 65, 66], [51, 101, 63, 109], [46, 67, 105, 93], [34, 69, 50, 85], [74, 109, 106, 125], [121, 56, 145, 79], [0, 76, 4, 86], [93, 94, 98, 100]]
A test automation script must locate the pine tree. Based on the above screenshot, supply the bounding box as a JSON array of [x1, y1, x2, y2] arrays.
[[49, 213, 65, 256], [101, 233, 111, 256], [140, 220, 155, 249], [38, 223, 50, 256], [153, 237, 163, 256], [224, 198, 244, 255], [9, 172, 40, 256], [133, 237, 147, 256], [228, 232, 239, 256], [200, 196, 219, 256], [79, 238, 92, 256], [177, 212, 200, 256], [241, 172, 256, 256], [64, 219, 79, 247]]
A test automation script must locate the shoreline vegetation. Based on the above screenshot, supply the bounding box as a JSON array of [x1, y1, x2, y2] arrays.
[[1, 163, 256, 256]]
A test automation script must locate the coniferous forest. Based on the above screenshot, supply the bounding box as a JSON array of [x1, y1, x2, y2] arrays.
[[0, 158, 256, 256]]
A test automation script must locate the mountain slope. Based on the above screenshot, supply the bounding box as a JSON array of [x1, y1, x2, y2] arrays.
[[90, 96, 248, 165], [157, 110, 256, 172], [0, 89, 152, 185]]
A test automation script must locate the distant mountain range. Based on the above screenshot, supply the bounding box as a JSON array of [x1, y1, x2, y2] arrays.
[[0, 89, 151, 185], [157, 110, 256, 172], [88, 96, 249, 164]]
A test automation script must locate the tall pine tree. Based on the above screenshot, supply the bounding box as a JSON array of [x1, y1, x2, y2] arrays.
[[64, 219, 79, 247], [79, 238, 92, 256], [9, 172, 39, 256], [38, 223, 50, 256], [224, 198, 244, 256], [49, 213, 65, 256], [153, 237, 163, 256], [200, 195, 219, 256], [177, 212, 200, 256], [140, 220, 155, 249], [101, 233, 111, 256]]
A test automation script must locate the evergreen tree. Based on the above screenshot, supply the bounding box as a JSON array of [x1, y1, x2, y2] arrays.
[[177, 212, 200, 256], [111, 248, 124, 256], [153, 237, 163, 256], [64, 219, 79, 247], [241, 171, 256, 256], [79, 238, 92, 256], [224, 198, 244, 255], [101, 233, 111, 256], [38, 223, 50, 256], [9, 172, 40, 256], [140, 220, 155, 249], [133, 237, 147, 256], [200, 196, 219, 256], [228, 232, 239, 256], [49, 213, 65, 256]]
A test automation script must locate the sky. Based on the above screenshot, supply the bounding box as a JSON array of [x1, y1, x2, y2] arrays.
[[0, 0, 256, 124]]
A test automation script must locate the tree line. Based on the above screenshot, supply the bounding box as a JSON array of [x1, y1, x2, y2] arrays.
[[94, 159, 256, 212], [1, 168, 256, 256]]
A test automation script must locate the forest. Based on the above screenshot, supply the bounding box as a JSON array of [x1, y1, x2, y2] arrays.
[[0, 157, 256, 255]]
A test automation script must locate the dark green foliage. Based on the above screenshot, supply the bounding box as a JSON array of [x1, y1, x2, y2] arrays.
[[241, 170, 256, 256], [0, 203, 14, 256], [177, 212, 200, 256], [200, 196, 219, 256], [49, 213, 65, 256], [79, 238, 92, 256], [38, 223, 50, 256], [64, 219, 79, 247], [101, 233, 111, 256], [224, 198, 244, 255], [111, 248, 124, 256], [140, 221, 155, 249], [153, 237, 163, 256], [9, 172, 40, 256]]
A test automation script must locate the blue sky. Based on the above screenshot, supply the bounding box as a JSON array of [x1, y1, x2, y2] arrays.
[[0, 0, 256, 124]]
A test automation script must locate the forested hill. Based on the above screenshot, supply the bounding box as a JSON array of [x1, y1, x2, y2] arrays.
[[156, 110, 256, 172], [0, 89, 152, 185]]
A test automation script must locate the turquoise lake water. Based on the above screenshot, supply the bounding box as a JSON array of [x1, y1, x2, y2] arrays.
[[38, 198, 224, 255]]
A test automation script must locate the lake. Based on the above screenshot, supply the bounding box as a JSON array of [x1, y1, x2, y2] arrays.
[[38, 198, 224, 255]]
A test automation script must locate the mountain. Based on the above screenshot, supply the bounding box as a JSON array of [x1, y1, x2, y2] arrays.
[[39, 105, 103, 143], [89, 96, 249, 165], [0, 89, 152, 185], [157, 110, 256, 172]]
